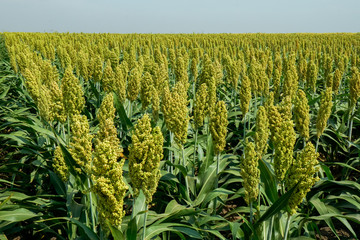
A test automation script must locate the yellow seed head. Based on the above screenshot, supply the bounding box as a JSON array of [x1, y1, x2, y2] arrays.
[[102, 60, 115, 92], [332, 68, 342, 94], [162, 83, 189, 145], [316, 88, 333, 138], [210, 101, 228, 154], [48, 80, 67, 123], [38, 85, 51, 121], [140, 72, 153, 110], [206, 76, 217, 116], [239, 75, 251, 117], [127, 66, 141, 102], [175, 56, 189, 88], [69, 114, 93, 173], [255, 106, 269, 158], [91, 55, 103, 82], [129, 114, 164, 204], [349, 67, 360, 107], [283, 66, 298, 100], [23, 67, 41, 103], [240, 140, 260, 205], [286, 143, 319, 215], [194, 83, 208, 129], [326, 72, 334, 90], [306, 60, 318, 92], [53, 146, 69, 182], [278, 96, 292, 121], [92, 94, 127, 226], [273, 119, 296, 182], [152, 87, 160, 121], [294, 90, 310, 140], [61, 67, 85, 117]]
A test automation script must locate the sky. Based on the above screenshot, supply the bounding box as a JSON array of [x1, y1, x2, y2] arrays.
[[0, 0, 359, 33]]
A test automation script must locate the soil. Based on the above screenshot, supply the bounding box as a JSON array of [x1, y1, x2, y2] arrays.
[[316, 226, 355, 240]]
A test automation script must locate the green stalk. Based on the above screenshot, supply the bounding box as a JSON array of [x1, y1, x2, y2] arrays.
[[169, 131, 173, 174], [67, 116, 70, 144], [283, 214, 291, 240], [142, 204, 148, 240], [213, 153, 220, 215], [243, 113, 247, 139], [234, 89, 237, 109], [87, 177, 96, 233], [348, 106, 355, 149], [250, 201, 253, 224], [182, 146, 190, 200], [193, 129, 198, 176]]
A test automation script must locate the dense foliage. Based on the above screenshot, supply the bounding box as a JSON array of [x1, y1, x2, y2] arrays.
[[0, 33, 360, 239]]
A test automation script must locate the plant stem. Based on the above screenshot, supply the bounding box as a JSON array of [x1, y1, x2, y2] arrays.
[[193, 129, 198, 176], [87, 177, 96, 233], [67, 116, 70, 144], [315, 137, 319, 153], [283, 214, 291, 240], [213, 153, 220, 215], [233, 89, 237, 111], [169, 131, 173, 174], [182, 146, 190, 200], [193, 129, 198, 197], [243, 113, 247, 140], [142, 204, 148, 240], [348, 106, 355, 149], [250, 201, 253, 224]]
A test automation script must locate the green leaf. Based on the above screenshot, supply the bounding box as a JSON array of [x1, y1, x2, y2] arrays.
[[229, 221, 242, 240], [48, 170, 66, 196], [113, 92, 133, 131], [126, 217, 137, 240], [0, 208, 40, 222], [202, 134, 215, 171], [254, 183, 298, 227], [258, 158, 278, 203], [194, 158, 228, 206], [145, 223, 202, 240], [133, 190, 146, 227], [160, 172, 180, 183], [68, 218, 100, 240], [201, 188, 234, 208], [107, 222, 125, 240], [0, 179, 19, 187], [324, 161, 360, 173], [310, 198, 339, 239]]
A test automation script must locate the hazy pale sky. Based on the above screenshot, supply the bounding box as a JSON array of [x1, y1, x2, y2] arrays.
[[0, 0, 359, 33]]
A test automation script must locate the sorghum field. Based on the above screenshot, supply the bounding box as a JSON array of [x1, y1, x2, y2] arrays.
[[0, 33, 359, 240]]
